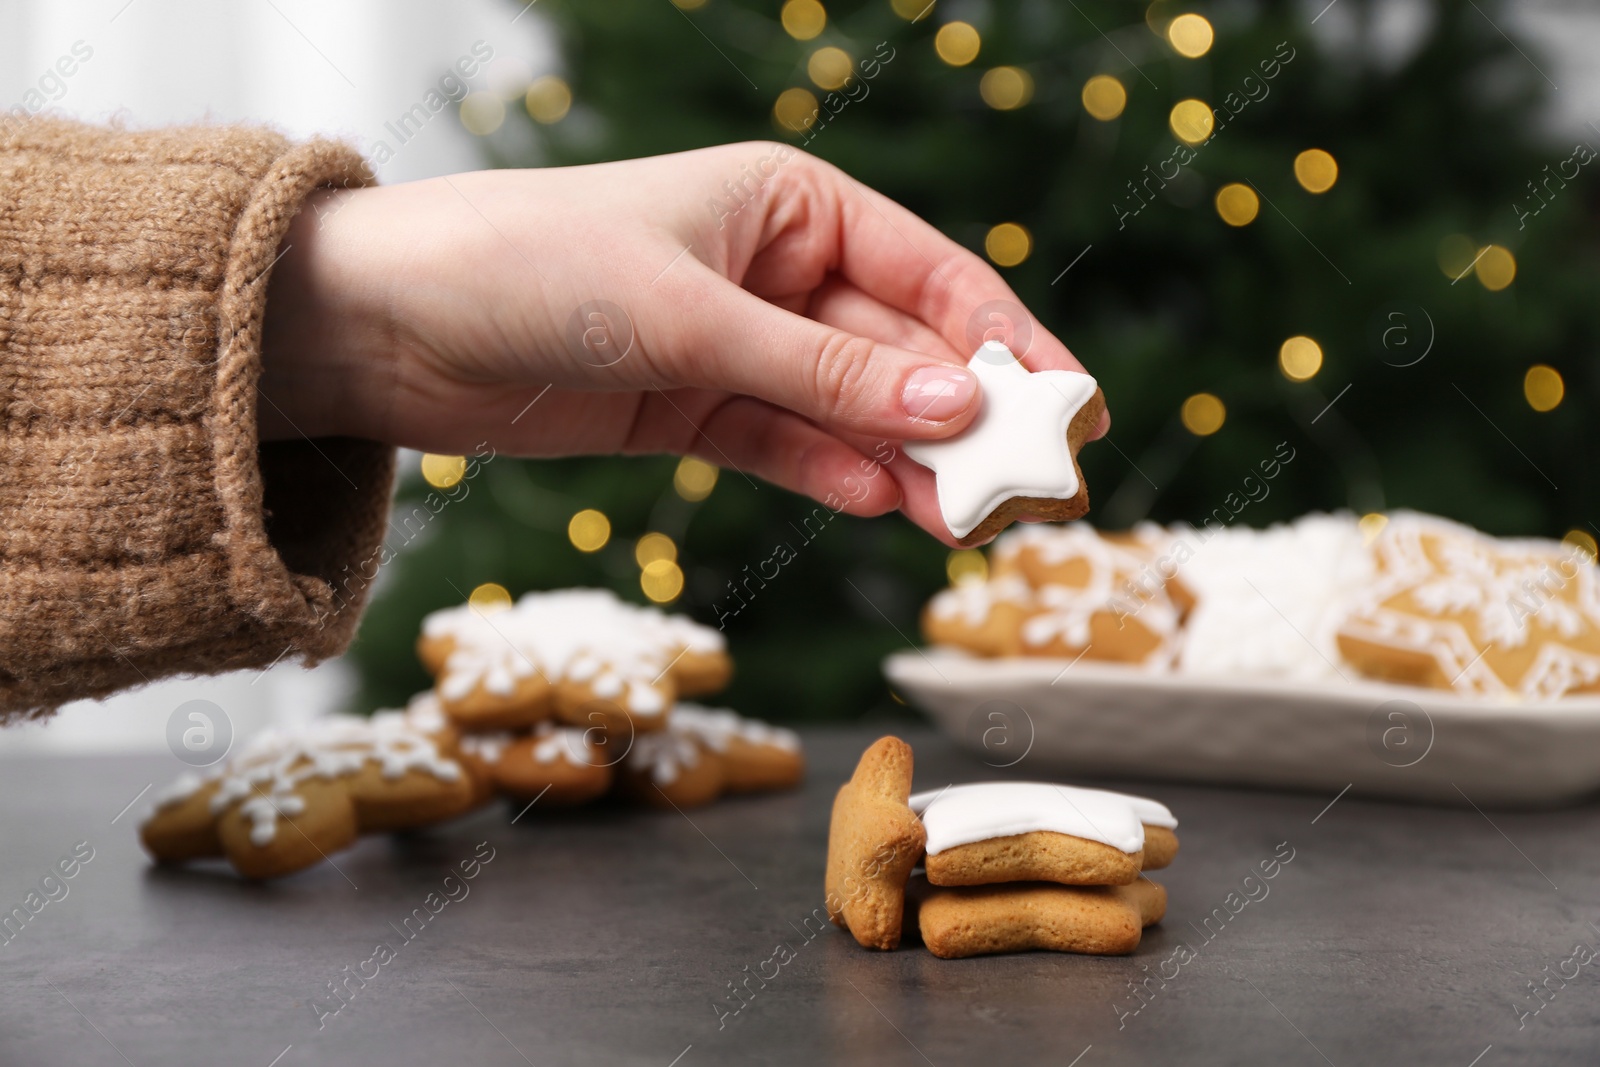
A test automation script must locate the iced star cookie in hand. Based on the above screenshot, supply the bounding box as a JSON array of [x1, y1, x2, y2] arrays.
[[904, 341, 1105, 546], [824, 737, 927, 950], [909, 782, 1178, 886], [907, 876, 1166, 959], [1336, 512, 1600, 698], [140, 716, 476, 880]]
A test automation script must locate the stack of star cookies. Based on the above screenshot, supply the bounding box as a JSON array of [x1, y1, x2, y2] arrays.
[[826, 737, 1178, 958], [414, 587, 804, 811], [923, 522, 1193, 668]]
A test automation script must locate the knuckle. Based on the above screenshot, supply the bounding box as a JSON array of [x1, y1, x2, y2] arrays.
[[813, 332, 880, 423]]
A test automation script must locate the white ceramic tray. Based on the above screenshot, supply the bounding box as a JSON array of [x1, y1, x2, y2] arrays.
[[884, 649, 1600, 808]]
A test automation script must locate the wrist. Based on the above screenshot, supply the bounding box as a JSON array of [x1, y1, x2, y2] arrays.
[[259, 186, 397, 442]]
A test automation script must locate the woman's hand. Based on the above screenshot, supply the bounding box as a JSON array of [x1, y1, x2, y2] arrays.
[[260, 142, 1102, 546]]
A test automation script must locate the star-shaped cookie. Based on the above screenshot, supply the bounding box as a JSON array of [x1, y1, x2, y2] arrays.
[[904, 342, 1104, 546], [824, 736, 927, 950]]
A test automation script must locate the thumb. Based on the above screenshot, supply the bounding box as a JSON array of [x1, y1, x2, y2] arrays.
[[668, 272, 980, 439]]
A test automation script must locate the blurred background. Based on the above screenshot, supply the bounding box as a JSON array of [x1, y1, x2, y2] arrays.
[[2, 0, 1597, 751]]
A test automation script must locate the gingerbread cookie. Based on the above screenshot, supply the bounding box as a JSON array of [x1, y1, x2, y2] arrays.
[[140, 717, 476, 880], [824, 737, 927, 950], [921, 574, 1033, 657], [458, 723, 615, 806], [910, 782, 1173, 887], [903, 342, 1104, 546], [618, 703, 804, 808], [1336, 512, 1600, 699], [908, 876, 1165, 958]]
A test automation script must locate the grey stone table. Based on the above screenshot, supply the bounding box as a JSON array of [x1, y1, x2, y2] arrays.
[[2, 725, 1597, 1066]]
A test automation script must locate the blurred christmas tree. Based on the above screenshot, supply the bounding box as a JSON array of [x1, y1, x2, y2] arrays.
[[349, 0, 1599, 720]]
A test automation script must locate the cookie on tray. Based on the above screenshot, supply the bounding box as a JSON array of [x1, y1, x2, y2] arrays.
[[1335, 512, 1600, 699]]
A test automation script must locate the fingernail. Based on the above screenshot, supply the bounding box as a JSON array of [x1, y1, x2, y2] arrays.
[[901, 366, 977, 422]]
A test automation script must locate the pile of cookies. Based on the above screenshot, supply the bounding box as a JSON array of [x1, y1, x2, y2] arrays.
[[826, 737, 1177, 958], [141, 588, 804, 879], [923, 511, 1600, 700]]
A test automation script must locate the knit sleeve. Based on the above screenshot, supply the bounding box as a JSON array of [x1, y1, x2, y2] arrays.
[[0, 115, 396, 722]]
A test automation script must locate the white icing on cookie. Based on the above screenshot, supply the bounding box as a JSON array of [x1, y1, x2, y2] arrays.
[[903, 342, 1099, 540], [458, 732, 513, 764], [908, 782, 1156, 855], [531, 723, 596, 765], [627, 729, 702, 786], [928, 575, 1032, 627], [671, 703, 801, 753]]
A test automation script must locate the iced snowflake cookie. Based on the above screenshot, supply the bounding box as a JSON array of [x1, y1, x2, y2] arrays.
[[824, 737, 927, 950], [904, 342, 1105, 546], [617, 703, 804, 808], [457, 723, 614, 806], [418, 589, 732, 734], [907, 875, 1166, 959], [991, 524, 1187, 666], [1335, 513, 1600, 699], [140, 717, 476, 880], [920, 574, 1034, 657], [909, 783, 1178, 887]]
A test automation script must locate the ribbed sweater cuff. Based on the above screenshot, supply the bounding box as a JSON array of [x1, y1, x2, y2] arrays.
[[0, 116, 396, 721]]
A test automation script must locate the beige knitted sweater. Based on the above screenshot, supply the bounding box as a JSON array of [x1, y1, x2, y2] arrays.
[[0, 116, 395, 722]]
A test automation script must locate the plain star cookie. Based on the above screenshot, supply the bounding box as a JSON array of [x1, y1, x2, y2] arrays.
[[824, 737, 927, 950], [904, 341, 1105, 546], [1336, 512, 1600, 698]]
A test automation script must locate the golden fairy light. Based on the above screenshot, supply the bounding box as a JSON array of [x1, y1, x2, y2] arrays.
[[946, 549, 988, 585], [980, 66, 1034, 110], [1081, 74, 1127, 121], [671, 0, 708, 9], [984, 223, 1031, 267], [1524, 364, 1564, 412], [468, 583, 513, 613], [635, 532, 678, 568], [1168, 99, 1214, 145], [1278, 336, 1323, 382], [420, 453, 466, 489], [1436, 234, 1477, 280], [674, 456, 720, 501], [567, 508, 611, 552], [781, 0, 826, 40], [525, 76, 572, 124], [1359, 512, 1389, 545], [1563, 529, 1598, 563], [641, 559, 685, 603], [891, 0, 932, 19], [1145, 0, 1174, 35], [773, 87, 819, 133], [1214, 183, 1259, 226], [1166, 13, 1213, 58], [808, 46, 853, 91], [1294, 148, 1338, 193], [459, 92, 506, 136], [1476, 245, 1516, 291], [1181, 393, 1225, 436], [934, 21, 980, 66]]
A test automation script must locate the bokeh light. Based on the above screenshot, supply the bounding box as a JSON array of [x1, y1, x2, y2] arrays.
[[781, 0, 827, 40], [671, 0, 708, 9], [1278, 336, 1323, 381], [641, 559, 685, 603], [1169, 99, 1214, 145], [1563, 529, 1598, 563], [1214, 183, 1259, 226], [891, 0, 932, 19], [1166, 13, 1213, 58], [1524, 364, 1564, 411], [1359, 512, 1389, 545], [1081, 74, 1127, 121], [459, 92, 506, 135], [984, 223, 1032, 267], [808, 46, 853, 90], [420, 453, 466, 489], [1294, 148, 1339, 193], [568, 508, 611, 552], [1437, 234, 1478, 279], [773, 87, 820, 132], [468, 583, 512, 613], [674, 456, 720, 501], [1181, 393, 1226, 435], [635, 532, 679, 568], [980, 66, 1034, 110], [946, 549, 989, 585], [1476, 245, 1517, 290], [525, 76, 573, 124], [935, 21, 980, 66]]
